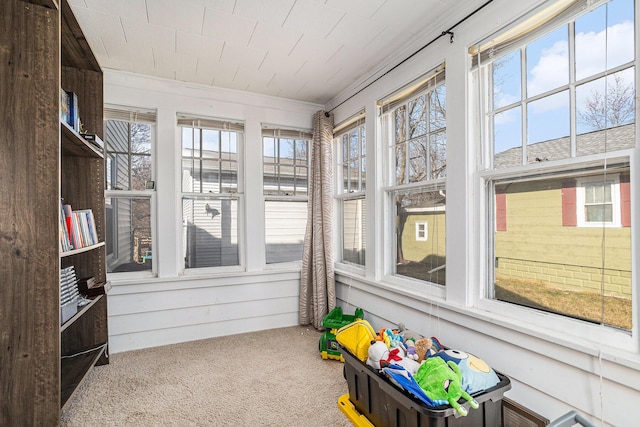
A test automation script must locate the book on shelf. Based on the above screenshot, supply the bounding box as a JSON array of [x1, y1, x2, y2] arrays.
[[59, 199, 72, 252], [64, 90, 80, 132], [61, 204, 99, 251]]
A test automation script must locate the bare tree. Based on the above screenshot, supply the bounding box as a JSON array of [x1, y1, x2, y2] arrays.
[[578, 74, 635, 131]]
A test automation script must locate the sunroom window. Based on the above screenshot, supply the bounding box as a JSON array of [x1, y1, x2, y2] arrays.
[[178, 114, 244, 270], [379, 66, 446, 285], [474, 0, 634, 330], [103, 106, 156, 275], [334, 111, 366, 267], [262, 127, 311, 264]]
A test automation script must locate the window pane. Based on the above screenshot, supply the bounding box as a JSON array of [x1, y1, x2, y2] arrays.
[[183, 198, 239, 268], [202, 129, 219, 159], [131, 154, 151, 191], [492, 167, 631, 330], [263, 136, 309, 196], [408, 138, 427, 183], [130, 123, 151, 154], [264, 137, 276, 159], [575, 0, 635, 81], [576, 68, 635, 143], [105, 120, 129, 153], [395, 190, 446, 285], [342, 198, 366, 266], [526, 25, 569, 97], [430, 131, 446, 179], [493, 50, 522, 109], [295, 140, 308, 162], [395, 106, 406, 143], [112, 153, 131, 190], [430, 85, 446, 131], [202, 159, 220, 193], [265, 200, 306, 264], [493, 106, 522, 168], [409, 94, 427, 138], [280, 139, 294, 160], [527, 90, 570, 161], [106, 197, 152, 273]]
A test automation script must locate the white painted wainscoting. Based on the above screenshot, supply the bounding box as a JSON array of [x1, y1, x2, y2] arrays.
[[108, 270, 300, 353]]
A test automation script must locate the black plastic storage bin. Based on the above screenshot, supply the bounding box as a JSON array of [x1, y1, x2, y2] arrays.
[[340, 344, 511, 427]]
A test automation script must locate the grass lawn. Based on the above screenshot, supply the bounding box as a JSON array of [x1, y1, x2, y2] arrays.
[[495, 277, 632, 330]]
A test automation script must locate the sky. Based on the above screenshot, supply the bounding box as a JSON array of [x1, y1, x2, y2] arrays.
[[492, 0, 635, 156]]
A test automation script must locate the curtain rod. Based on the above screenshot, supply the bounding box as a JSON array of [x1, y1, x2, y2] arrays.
[[327, 0, 494, 113]]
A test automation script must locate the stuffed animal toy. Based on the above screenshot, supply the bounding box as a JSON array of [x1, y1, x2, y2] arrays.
[[396, 323, 424, 342], [414, 337, 434, 362], [404, 339, 418, 361], [433, 349, 500, 394], [376, 328, 391, 348], [366, 341, 421, 374], [386, 329, 405, 349], [414, 357, 479, 417], [367, 341, 399, 369]]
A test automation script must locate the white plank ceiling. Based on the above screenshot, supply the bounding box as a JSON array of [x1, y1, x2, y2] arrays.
[[68, 0, 486, 105]]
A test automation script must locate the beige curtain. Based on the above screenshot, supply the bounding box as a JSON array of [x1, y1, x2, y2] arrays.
[[299, 110, 335, 329]]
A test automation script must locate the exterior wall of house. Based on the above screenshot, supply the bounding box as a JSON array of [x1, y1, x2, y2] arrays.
[[495, 179, 631, 297], [400, 212, 446, 263]]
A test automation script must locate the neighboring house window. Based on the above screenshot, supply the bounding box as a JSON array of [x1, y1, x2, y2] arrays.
[[334, 111, 366, 266], [104, 106, 156, 274], [475, 0, 634, 330], [262, 127, 311, 264], [178, 115, 243, 270], [415, 222, 428, 241], [379, 66, 446, 285]]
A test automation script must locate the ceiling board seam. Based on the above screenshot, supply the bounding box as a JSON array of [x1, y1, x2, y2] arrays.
[[325, 11, 346, 40], [281, 0, 297, 28], [120, 17, 127, 43]]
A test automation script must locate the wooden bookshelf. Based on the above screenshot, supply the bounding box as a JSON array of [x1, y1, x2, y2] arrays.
[[1, 0, 108, 424]]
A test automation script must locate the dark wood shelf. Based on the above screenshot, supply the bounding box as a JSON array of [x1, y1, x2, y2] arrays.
[[61, 121, 104, 158], [60, 294, 103, 333], [60, 343, 107, 409], [61, 241, 105, 258]]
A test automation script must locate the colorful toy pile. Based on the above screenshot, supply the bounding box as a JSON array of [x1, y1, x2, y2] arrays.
[[336, 318, 501, 417]]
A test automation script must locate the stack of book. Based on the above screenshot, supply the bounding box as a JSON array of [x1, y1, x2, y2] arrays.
[[59, 88, 80, 131], [61, 202, 99, 251], [60, 266, 80, 324]]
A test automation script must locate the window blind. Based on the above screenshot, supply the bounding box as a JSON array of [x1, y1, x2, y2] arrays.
[[177, 114, 245, 132], [261, 126, 312, 140], [104, 105, 157, 123], [377, 64, 445, 115], [333, 109, 365, 137], [469, 0, 610, 68]]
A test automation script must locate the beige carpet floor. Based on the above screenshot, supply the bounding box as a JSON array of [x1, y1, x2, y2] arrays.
[[60, 326, 352, 427]]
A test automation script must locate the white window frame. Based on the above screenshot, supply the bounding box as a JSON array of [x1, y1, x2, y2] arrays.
[[103, 105, 157, 279], [473, 0, 636, 351], [178, 114, 245, 274], [379, 66, 447, 290], [262, 126, 312, 266], [334, 112, 367, 269], [415, 221, 428, 241], [576, 175, 621, 227]]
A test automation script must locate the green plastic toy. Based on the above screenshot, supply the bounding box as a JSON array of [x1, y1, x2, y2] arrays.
[[414, 357, 479, 416], [319, 306, 364, 362]]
